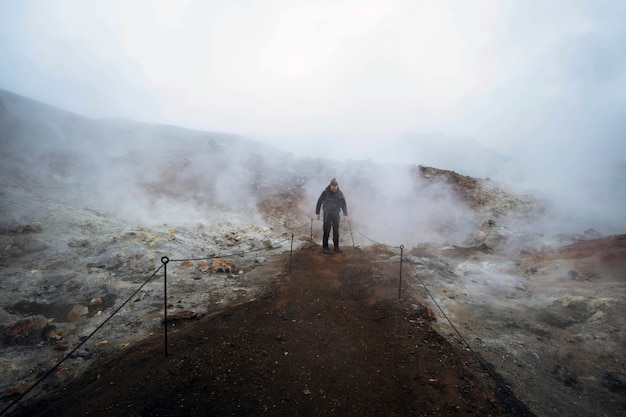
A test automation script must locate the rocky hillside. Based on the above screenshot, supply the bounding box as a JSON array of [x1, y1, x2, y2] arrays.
[[1, 89, 623, 417], [1, 88, 547, 247]]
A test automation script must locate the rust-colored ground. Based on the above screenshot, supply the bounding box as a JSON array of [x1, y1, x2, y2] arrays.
[[537, 234, 626, 276], [9, 246, 532, 417]]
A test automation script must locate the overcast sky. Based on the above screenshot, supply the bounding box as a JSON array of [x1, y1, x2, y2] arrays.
[[1, 0, 625, 231]]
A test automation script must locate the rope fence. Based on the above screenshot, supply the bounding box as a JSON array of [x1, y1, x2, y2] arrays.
[[403, 256, 531, 415], [1, 217, 527, 416], [0, 232, 295, 416], [1, 264, 164, 416]]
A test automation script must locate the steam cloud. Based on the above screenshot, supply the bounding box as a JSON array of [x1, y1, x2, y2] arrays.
[[0, 1, 624, 237]]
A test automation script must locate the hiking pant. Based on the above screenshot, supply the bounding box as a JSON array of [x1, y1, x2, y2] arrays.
[[323, 211, 340, 248]]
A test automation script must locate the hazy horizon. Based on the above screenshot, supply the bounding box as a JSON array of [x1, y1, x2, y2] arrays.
[[1, 0, 625, 233]]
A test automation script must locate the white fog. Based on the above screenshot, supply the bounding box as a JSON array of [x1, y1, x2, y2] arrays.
[[1, 0, 624, 236], [0, 3, 625, 417]]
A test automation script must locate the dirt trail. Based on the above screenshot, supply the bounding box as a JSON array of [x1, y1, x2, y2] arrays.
[[8, 246, 531, 417]]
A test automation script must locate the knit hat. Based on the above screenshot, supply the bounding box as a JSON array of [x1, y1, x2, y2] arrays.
[[330, 178, 338, 186]]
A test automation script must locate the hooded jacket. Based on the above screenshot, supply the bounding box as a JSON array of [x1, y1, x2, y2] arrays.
[[316, 185, 348, 216]]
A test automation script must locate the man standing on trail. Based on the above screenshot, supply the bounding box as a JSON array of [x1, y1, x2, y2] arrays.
[[316, 178, 348, 254]]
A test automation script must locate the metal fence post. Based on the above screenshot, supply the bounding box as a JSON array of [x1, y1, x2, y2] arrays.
[[289, 233, 294, 274], [398, 245, 404, 299], [161, 256, 169, 357]]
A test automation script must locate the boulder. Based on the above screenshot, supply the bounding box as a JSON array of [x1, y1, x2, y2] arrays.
[[161, 308, 197, 322], [4, 315, 48, 345], [67, 304, 89, 322], [211, 258, 238, 274]]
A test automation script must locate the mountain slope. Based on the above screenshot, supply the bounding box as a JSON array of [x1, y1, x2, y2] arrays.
[[1, 89, 623, 417]]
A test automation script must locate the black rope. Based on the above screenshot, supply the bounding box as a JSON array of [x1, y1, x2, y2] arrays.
[[355, 229, 402, 249], [308, 219, 531, 414], [0, 204, 334, 415], [168, 237, 292, 262], [404, 259, 532, 416], [1, 232, 299, 415], [2, 218, 530, 416], [1, 264, 164, 416]]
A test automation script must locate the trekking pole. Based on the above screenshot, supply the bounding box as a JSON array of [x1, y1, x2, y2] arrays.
[[348, 220, 355, 248], [310, 218, 314, 248]]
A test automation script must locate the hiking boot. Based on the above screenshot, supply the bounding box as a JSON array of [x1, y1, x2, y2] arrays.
[[333, 247, 342, 253], [323, 248, 333, 255]]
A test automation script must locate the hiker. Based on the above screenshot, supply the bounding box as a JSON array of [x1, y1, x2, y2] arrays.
[[315, 178, 348, 254]]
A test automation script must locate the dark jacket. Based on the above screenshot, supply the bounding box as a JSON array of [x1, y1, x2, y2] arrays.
[[316, 186, 348, 216]]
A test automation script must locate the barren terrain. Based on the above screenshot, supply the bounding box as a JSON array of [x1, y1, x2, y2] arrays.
[[6, 245, 533, 417], [1, 89, 625, 417]]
